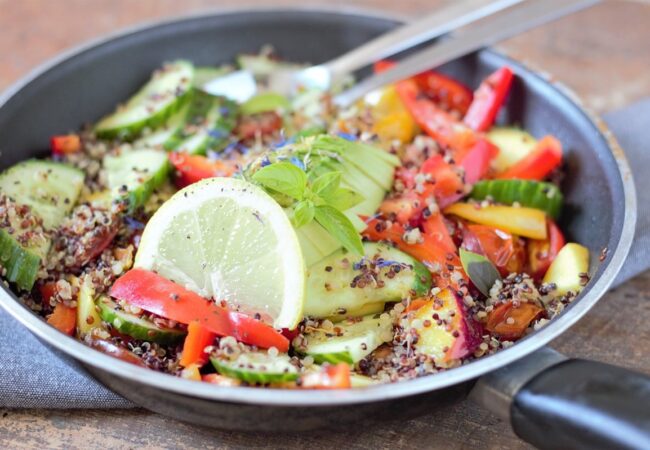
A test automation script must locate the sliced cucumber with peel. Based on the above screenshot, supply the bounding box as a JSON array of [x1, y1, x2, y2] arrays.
[[241, 92, 290, 115], [134, 102, 190, 149], [95, 60, 194, 140], [97, 296, 186, 344], [304, 242, 432, 318], [470, 179, 563, 219], [211, 352, 298, 384], [104, 148, 170, 212], [0, 160, 84, 291], [77, 277, 104, 337], [299, 315, 392, 364], [164, 90, 238, 155], [0, 159, 84, 230]]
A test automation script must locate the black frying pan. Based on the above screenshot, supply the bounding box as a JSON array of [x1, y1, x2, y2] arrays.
[[0, 8, 647, 449]]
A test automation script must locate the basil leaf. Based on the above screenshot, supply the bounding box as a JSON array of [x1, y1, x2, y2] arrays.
[[323, 187, 364, 211], [314, 205, 364, 256], [292, 200, 315, 228], [311, 171, 341, 198], [459, 248, 501, 296], [251, 161, 307, 201]]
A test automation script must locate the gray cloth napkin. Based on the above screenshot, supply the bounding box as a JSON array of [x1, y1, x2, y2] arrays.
[[0, 99, 648, 409]]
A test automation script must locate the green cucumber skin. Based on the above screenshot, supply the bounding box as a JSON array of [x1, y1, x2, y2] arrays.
[[471, 179, 563, 219], [0, 229, 40, 291], [124, 160, 171, 214], [95, 61, 195, 141], [310, 352, 354, 365], [164, 91, 238, 155], [210, 358, 299, 384], [97, 297, 185, 345]]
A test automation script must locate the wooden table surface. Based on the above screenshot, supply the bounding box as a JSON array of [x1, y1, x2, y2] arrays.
[[1, 0, 649, 448]]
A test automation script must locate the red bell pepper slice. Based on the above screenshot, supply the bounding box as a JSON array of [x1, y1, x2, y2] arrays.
[[180, 321, 217, 368], [169, 152, 237, 189], [463, 67, 514, 132], [528, 219, 566, 280], [109, 269, 289, 352], [47, 303, 77, 336], [495, 136, 562, 180], [459, 138, 499, 184], [301, 363, 351, 389], [50, 134, 81, 155], [485, 301, 545, 340], [462, 224, 526, 276]]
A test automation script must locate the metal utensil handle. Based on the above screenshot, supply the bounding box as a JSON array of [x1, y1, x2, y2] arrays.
[[324, 0, 526, 80], [334, 0, 600, 107]]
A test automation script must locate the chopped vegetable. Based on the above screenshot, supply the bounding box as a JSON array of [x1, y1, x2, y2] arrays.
[[463, 66, 514, 132], [50, 134, 81, 155], [528, 220, 566, 280], [470, 179, 563, 219], [168, 152, 237, 188], [180, 321, 216, 368], [496, 136, 562, 180], [462, 224, 526, 276], [542, 243, 590, 297], [301, 363, 351, 389], [46, 303, 77, 336], [109, 269, 289, 352], [444, 202, 548, 240], [485, 301, 545, 340]]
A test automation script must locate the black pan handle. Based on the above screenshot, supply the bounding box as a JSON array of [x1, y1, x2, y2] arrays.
[[469, 347, 650, 450]]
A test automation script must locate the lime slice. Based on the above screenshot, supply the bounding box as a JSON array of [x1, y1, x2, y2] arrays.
[[134, 177, 305, 329]]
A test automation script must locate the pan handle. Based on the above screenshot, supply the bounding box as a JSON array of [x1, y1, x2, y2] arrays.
[[469, 347, 650, 449]]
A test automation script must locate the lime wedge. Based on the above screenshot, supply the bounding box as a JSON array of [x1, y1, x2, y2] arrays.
[[134, 177, 305, 329]]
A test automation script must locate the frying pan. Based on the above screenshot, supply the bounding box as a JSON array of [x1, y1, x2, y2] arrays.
[[0, 7, 647, 449]]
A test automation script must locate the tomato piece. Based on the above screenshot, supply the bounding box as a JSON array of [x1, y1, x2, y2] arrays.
[[485, 301, 545, 340], [301, 363, 351, 389], [109, 269, 289, 352], [395, 79, 477, 159], [50, 134, 81, 155], [419, 154, 466, 209], [528, 219, 566, 280], [236, 111, 283, 140], [87, 337, 146, 366], [463, 67, 514, 132], [39, 282, 58, 305], [180, 321, 217, 368], [495, 136, 562, 181], [379, 191, 424, 225], [46, 303, 77, 336], [462, 224, 525, 276], [169, 152, 237, 188], [422, 213, 457, 255], [414, 71, 473, 115], [459, 138, 499, 184]]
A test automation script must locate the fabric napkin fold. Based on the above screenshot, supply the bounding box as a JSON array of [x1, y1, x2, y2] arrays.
[[0, 98, 648, 409]]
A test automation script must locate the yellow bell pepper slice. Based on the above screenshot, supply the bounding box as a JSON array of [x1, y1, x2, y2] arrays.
[[543, 243, 589, 297], [444, 203, 547, 240], [371, 86, 417, 143]]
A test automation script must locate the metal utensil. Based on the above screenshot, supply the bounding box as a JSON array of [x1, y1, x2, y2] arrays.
[[335, 0, 600, 106]]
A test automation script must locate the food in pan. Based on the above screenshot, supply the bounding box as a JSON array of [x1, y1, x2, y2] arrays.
[[0, 51, 590, 389]]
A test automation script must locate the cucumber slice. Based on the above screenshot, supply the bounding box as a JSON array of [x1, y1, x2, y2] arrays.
[[0, 229, 41, 291], [470, 179, 563, 219], [299, 315, 392, 364], [487, 127, 537, 173], [304, 242, 432, 318], [211, 352, 298, 383], [194, 66, 232, 87], [0, 160, 84, 229], [95, 60, 194, 140], [104, 148, 170, 212], [97, 296, 186, 344], [77, 277, 104, 337], [134, 102, 190, 149], [328, 301, 385, 323], [164, 90, 238, 155], [241, 92, 290, 115]]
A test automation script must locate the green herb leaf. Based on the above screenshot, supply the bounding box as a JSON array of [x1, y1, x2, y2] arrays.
[[251, 162, 307, 201], [314, 205, 364, 256], [323, 187, 364, 211], [459, 248, 501, 296], [311, 171, 341, 198], [292, 200, 315, 228]]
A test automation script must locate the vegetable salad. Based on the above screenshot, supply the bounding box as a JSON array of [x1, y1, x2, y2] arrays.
[[0, 50, 591, 389]]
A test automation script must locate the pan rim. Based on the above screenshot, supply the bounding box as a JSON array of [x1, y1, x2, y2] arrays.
[[0, 5, 637, 407]]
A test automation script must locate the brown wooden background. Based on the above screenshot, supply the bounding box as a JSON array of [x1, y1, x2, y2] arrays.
[[0, 0, 649, 448]]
